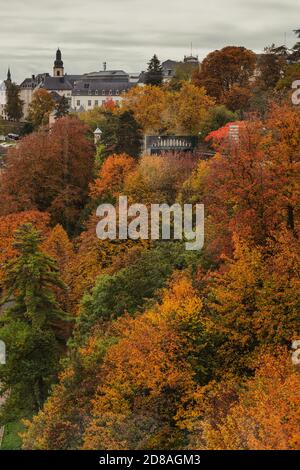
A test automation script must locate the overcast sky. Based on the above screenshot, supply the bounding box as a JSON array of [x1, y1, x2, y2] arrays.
[[0, 0, 299, 83]]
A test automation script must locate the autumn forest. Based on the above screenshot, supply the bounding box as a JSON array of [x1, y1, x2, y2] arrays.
[[0, 42, 300, 452]]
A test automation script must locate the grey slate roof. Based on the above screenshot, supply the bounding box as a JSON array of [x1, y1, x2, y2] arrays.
[[162, 59, 180, 68], [83, 70, 129, 81], [72, 80, 134, 96], [37, 76, 73, 91], [137, 71, 147, 84], [20, 73, 50, 88]]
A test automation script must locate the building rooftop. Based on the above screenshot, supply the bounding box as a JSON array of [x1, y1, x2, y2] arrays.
[[72, 80, 134, 96], [37, 76, 73, 91], [83, 70, 129, 82]]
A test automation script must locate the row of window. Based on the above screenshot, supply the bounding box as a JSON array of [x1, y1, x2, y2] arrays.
[[80, 88, 123, 96], [75, 99, 121, 107]]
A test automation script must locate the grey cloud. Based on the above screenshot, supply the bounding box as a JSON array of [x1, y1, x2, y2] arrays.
[[0, 0, 299, 82]]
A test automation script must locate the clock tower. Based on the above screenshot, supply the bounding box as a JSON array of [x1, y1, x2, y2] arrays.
[[53, 48, 64, 77]]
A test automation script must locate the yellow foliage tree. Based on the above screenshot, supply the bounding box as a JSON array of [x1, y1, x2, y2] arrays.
[[122, 85, 167, 134], [167, 82, 214, 135], [200, 350, 300, 450]]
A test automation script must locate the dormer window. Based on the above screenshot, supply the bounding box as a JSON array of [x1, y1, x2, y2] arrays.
[[109, 90, 112, 96], [116, 90, 119, 95], [95, 90, 98, 95], [102, 90, 105, 95]]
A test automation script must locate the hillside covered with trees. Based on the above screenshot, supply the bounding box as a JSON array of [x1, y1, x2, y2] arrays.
[[0, 39, 300, 451]]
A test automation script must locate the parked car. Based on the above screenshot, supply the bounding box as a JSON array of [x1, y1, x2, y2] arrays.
[[7, 133, 20, 141]]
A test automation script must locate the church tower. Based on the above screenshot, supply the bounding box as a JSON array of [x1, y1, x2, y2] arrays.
[[53, 48, 64, 77]]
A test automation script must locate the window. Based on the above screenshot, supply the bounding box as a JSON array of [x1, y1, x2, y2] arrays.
[[88, 100, 92, 106], [84, 83, 89, 89], [102, 90, 105, 95], [76, 100, 80, 106], [95, 90, 98, 95], [95, 100, 98, 106], [109, 89, 112, 96], [116, 90, 119, 95]]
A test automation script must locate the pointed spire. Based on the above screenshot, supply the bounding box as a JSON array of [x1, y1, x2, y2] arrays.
[[7, 67, 11, 82]]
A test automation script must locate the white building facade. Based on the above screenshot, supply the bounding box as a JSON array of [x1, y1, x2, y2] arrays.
[[0, 81, 6, 119], [0, 69, 12, 119], [20, 50, 137, 117]]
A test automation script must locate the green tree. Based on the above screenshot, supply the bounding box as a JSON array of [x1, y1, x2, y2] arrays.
[[100, 111, 119, 156], [76, 242, 201, 342], [54, 95, 70, 119], [101, 110, 142, 158], [0, 224, 69, 420], [200, 105, 238, 138], [277, 62, 300, 90], [168, 62, 199, 91], [145, 54, 164, 86], [115, 110, 142, 158], [4, 82, 23, 121], [291, 29, 300, 62]]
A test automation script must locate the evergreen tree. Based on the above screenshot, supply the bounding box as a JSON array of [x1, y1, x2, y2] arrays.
[[115, 110, 142, 158], [54, 95, 70, 119], [101, 110, 142, 158], [100, 111, 119, 157], [290, 29, 300, 62], [4, 82, 23, 121], [145, 54, 164, 86], [0, 224, 69, 419]]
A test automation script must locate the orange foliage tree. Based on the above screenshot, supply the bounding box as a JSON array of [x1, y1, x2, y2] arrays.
[[22, 274, 203, 450], [89, 153, 137, 201], [199, 350, 300, 450], [207, 233, 300, 372], [193, 46, 256, 102], [0, 117, 94, 232], [183, 106, 299, 259]]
